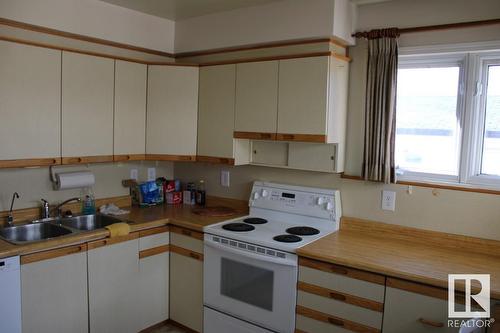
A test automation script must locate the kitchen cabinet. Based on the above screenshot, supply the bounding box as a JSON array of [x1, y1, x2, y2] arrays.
[[169, 226, 204, 332], [88, 235, 140, 333], [62, 51, 114, 163], [234, 61, 279, 138], [138, 227, 170, 331], [197, 64, 250, 165], [114, 60, 147, 161], [146, 65, 199, 160], [21, 245, 88, 333], [296, 257, 385, 333], [0, 40, 61, 168]]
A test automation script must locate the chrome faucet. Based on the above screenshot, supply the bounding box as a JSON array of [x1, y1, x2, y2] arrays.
[[6, 192, 20, 226], [51, 197, 81, 218], [41, 199, 50, 219]]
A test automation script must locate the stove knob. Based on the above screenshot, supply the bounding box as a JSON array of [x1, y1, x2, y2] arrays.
[[316, 197, 325, 205], [253, 192, 260, 200], [261, 189, 269, 197], [326, 202, 334, 211]]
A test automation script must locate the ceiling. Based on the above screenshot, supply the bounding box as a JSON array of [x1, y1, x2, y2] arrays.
[[100, 0, 284, 21]]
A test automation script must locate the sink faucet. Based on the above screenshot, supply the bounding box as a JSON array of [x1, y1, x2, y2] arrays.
[[6, 192, 20, 226], [51, 197, 81, 218]]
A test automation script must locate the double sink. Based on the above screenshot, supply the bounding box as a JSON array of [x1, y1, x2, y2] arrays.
[[0, 214, 124, 245]]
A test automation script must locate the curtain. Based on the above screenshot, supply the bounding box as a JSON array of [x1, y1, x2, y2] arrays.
[[362, 28, 399, 183]]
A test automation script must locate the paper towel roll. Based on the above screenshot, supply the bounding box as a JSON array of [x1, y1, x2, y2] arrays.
[[55, 171, 95, 190]]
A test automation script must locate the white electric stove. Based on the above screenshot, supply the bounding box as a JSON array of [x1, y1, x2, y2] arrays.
[[203, 181, 341, 333]]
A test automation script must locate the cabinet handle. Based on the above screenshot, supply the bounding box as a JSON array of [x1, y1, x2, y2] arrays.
[[189, 252, 200, 260], [329, 265, 348, 275], [327, 317, 344, 327], [418, 318, 444, 328], [329, 291, 346, 301], [181, 229, 192, 237]]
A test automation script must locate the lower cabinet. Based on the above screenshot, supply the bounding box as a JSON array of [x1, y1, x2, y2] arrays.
[[88, 235, 140, 333], [169, 226, 204, 332], [21, 245, 89, 333], [138, 227, 170, 330]]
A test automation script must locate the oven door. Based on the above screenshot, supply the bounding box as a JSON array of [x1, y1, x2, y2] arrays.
[[204, 235, 298, 333]]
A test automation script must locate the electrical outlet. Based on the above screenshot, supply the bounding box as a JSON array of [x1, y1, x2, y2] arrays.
[[221, 170, 230, 187], [147, 167, 156, 181], [130, 169, 138, 181], [381, 190, 396, 211]]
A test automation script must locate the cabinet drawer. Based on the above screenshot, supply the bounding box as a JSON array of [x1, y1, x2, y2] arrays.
[[297, 290, 383, 329], [139, 230, 169, 251], [170, 230, 204, 253], [296, 314, 352, 333], [299, 258, 385, 302]]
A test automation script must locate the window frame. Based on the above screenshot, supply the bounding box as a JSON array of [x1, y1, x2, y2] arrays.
[[395, 42, 500, 190]]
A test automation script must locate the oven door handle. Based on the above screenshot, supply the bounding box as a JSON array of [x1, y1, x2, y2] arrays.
[[204, 240, 298, 267]]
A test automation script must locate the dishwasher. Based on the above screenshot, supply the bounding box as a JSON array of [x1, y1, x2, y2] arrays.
[[0, 256, 22, 333]]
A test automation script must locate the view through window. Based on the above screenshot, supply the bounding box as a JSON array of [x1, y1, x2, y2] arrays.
[[481, 65, 500, 176]]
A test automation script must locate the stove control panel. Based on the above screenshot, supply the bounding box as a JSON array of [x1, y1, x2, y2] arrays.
[[249, 182, 341, 220]]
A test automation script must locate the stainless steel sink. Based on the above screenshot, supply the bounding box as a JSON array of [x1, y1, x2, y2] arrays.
[[57, 214, 123, 231], [0, 222, 74, 245]]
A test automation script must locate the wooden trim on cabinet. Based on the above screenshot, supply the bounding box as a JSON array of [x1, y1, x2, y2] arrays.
[[299, 257, 386, 285], [234, 131, 277, 140], [169, 225, 204, 240], [113, 154, 146, 162], [164, 319, 200, 333], [196, 155, 235, 165], [295, 330, 308, 333], [276, 133, 327, 143], [139, 226, 170, 238], [199, 52, 349, 67], [169, 244, 204, 261], [87, 232, 139, 250], [0, 17, 174, 58], [139, 244, 170, 259], [296, 305, 381, 333], [62, 155, 114, 165], [21, 244, 87, 265], [145, 154, 197, 162], [0, 157, 61, 169], [386, 277, 459, 302], [297, 281, 384, 312], [139, 320, 170, 333]]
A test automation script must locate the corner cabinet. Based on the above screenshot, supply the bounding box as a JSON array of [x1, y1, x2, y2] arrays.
[[197, 64, 250, 165], [0, 41, 61, 168], [21, 245, 89, 333], [146, 65, 199, 161], [61, 51, 115, 164], [169, 226, 204, 332]]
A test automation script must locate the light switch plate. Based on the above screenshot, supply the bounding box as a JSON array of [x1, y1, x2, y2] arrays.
[[147, 167, 156, 181], [130, 169, 138, 181], [382, 190, 396, 211], [221, 170, 230, 187]]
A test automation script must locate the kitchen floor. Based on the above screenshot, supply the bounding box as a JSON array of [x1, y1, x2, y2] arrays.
[[150, 323, 189, 333]]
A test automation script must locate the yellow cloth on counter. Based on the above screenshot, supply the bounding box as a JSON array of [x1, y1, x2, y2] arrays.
[[105, 223, 131, 237]]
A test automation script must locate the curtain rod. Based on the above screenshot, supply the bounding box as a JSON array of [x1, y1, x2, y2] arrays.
[[352, 18, 500, 38]]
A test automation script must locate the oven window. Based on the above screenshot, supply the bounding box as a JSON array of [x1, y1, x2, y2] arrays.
[[220, 257, 274, 311]]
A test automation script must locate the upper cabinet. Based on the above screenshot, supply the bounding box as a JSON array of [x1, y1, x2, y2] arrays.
[[234, 61, 279, 139], [146, 65, 199, 160], [62, 52, 114, 164], [197, 64, 250, 165], [114, 60, 147, 161], [0, 41, 61, 168]]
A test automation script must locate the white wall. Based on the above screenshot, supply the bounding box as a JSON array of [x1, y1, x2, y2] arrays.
[[0, 0, 176, 52]]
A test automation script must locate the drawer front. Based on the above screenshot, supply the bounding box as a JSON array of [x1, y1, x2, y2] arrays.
[[170, 232, 204, 253], [296, 314, 352, 333], [298, 291, 383, 329], [299, 265, 385, 302], [139, 231, 169, 251], [383, 286, 457, 333]]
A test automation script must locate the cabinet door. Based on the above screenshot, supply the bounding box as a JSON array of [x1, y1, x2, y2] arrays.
[[21, 245, 88, 333], [197, 64, 236, 160], [147, 65, 199, 158], [234, 61, 279, 135], [288, 142, 337, 172], [138, 230, 170, 330], [170, 228, 204, 332], [277, 56, 329, 136], [62, 51, 114, 161], [88, 238, 140, 333], [114, 60, 147, 160], [0, 41, 61, 166]]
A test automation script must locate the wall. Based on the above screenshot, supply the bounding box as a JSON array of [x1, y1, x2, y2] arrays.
[[0, 0, 176, 52], [0, 161, 173, 211], [174, 0, 355, 53]]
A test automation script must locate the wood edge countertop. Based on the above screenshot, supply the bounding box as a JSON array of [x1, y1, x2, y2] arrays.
[[297, 217, 500, 300], [0, 195, 248, 259]]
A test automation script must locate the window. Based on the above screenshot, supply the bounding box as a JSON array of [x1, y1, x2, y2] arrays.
[[395, 45, 500, 189]]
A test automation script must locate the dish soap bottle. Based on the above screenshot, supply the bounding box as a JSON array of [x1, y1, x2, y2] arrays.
[[81, 188, 96, 215], [196, 180, 206, 206]]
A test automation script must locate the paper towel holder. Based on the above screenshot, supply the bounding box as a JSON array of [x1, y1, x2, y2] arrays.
[[49, 165, 94, 190]]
